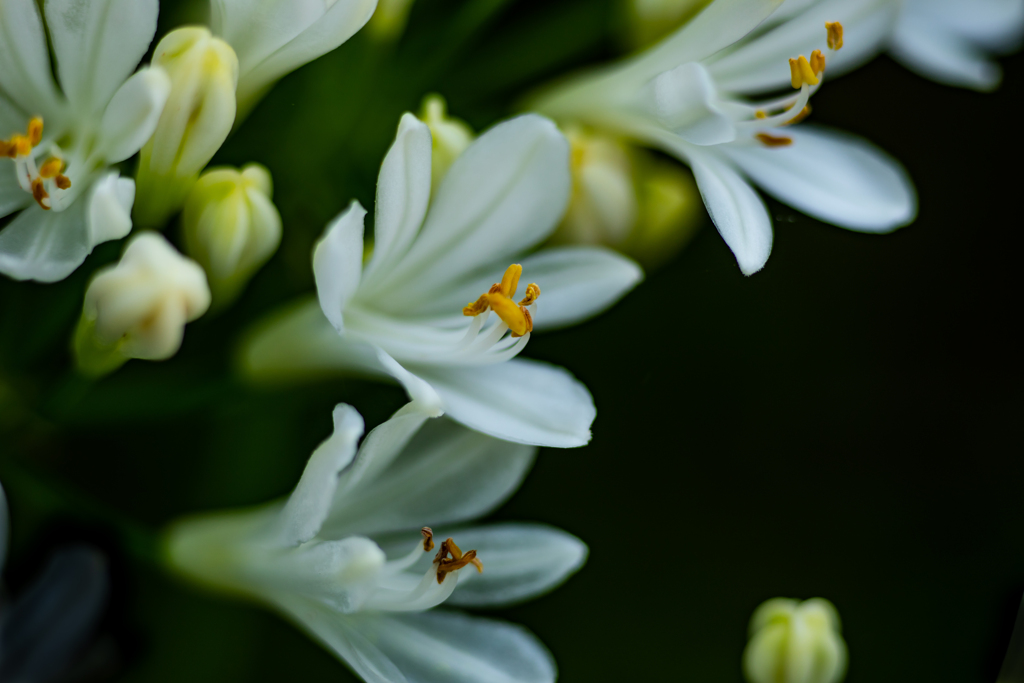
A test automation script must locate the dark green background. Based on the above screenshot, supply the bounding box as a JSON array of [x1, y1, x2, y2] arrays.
[[1, 0, 1022, 681]]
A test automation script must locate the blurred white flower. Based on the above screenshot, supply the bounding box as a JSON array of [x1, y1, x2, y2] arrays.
[[133, 27, 239, 228], [242, 113, 642, 448], [743, 597, 848, 683], [74, 232, 211, 376], [182, 163, 282, 307], [0, 0, 170, 282], [210, 0, 379, 114], [167, 401, 586, 683], [534, 0, 916, 275]]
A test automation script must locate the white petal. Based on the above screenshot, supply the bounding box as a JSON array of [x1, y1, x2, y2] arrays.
[[706, 0, 895, 94], [724, 126, 917, 232], [97, 66, 172, 163], [890, 9, 1004, 91], [360, 114, 433, 292], [0, 164, 31, 218], [917, 0, 1024, 51], [622, 0, 785, 82], [648, 62, 737, 145], [276, 404, 365, 546], [370, 347, 446, 419], [682, 146, 772, 275], [0, 91, 28, 138], [336, 612, 556, 683], [368, 115, 570, 308], [86, 173, 135, 245], [321, 418, 536, 538], [414, 358, 595, 448], [0, 199, 87, 283], [313, 201, 367, 332], [0, 0, 62, 118], [380, 523, 587, 608], [44, 0, 159, 114]]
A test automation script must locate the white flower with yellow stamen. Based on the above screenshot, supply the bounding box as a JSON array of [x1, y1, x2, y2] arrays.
[[533, 0, 916, 275], [166, 400, 586, 683], [242, 113, 642, 448], [0, 0, 170, 282]]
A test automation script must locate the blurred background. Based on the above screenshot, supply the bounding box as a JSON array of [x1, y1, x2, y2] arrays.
[[1, 0, 1022, 680]]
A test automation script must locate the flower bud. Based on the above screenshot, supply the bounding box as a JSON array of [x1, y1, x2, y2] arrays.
[[743, 598, 848, 683], [552, 126, 701, 268], [626, 0, 711, 49], [368, 0, 417, 41], [134, 27, 239, 229], [74, 233, 211, 377], [182, 164, 282, 307], [418, 95, 475, 192]]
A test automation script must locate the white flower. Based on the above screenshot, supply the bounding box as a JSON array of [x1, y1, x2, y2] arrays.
[[182, 163, 282, 307], [242, 113, 643, 448], [210, 0, 379, 114], [74, 232, 211, 376], [533, 0, 916, 275], [166, 401, 587, 683], [0, 0, 170, 282], [743, 597, 848, 683]]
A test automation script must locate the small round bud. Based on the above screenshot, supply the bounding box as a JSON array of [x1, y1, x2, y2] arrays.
[[74, 233, 211, 376], [418, 94, 475, 192], [368, 0, 417, 41], [743, 598, 848, 683], [626, 0, 711, 49], [134, 27, 239, 229], [182, 164, 282, 307]]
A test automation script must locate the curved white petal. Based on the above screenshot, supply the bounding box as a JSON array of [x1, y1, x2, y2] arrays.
[[314, 201, 367, 332], [724, 125, 917, 232], [276, 404, 365, 546], [97, 66, 171, 163], [684, 147, 772, 276], [360, 113, 433, 291], [44, 0, 159, 114], [0, 0, 62, 118], [0, 91, 27, 137], [371, 115, 571, 306], [890, 11, 1004, 91], [0, 165, 31, 218], [372, 347, 446, 418], [415, 358, 595, 448], [325, 611, 557, 683], [322, 418, 536, 538], [902, 0, 1024, 51], [86, 173, 135, 246], [706, 0, 894, 94], [648, 62, 737, 145]]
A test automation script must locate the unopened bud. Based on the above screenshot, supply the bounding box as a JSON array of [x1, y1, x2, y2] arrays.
[[368, 0, 417, 41], [74, 233, 211, 377], [418, 95, 475, 192], [743, 598, 848, 683], [134, 27, 239, 229], [182, 164, 282, 308], [626, 0, 711, 49]]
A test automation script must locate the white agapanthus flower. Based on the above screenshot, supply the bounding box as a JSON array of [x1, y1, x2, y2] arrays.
[[740, 0, 1024, 93], [210, 0, 379, 114], [166, 400, 587, 683], [0, 0, 170, 282], [242, 113, 642, 448], [533, 0, 916, 275]]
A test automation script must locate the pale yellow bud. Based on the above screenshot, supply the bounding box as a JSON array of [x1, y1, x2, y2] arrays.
[[183, 163, 282, 307], [626, 0, 711, 49], [418, 94, 475, 192], [134, 27, 239, 229], [368, 0, 417, 41], [74, 233, 211, 376], [743, 598, 848, 683]]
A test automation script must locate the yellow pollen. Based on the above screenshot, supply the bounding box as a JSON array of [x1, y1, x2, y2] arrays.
[[55, 174, 71, 190], [826, 21, 844, 50], [421, 527, 435, 552], [755, 110, 767, 120], [462, 264, 540, 338], [434, 536, 483, 584], [756, 133, 794, 148], [38, 157, 64, 179], [789, 55, 820, 89], [2, 117, 44, 158], [810, 49, 826, 76], [31, 178, 50, 209]]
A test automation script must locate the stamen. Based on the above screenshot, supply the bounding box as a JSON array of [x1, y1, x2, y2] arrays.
[[421, 527, 435, 552], [38, 157, 63, 179], [27, 117, 43, 146], [55, 174, 71, 190], [826, 21, 844, 50], [756, 133, 794, 148], [31, 178, 50, 209], [519, 283, 540, 307], [462, 264, 540, 337], [789, 55, 819, 89], [809, 50, 826, 76], [783, 105, 812, 126], [2, 117, 70, 208], [434, 537, 483, 584], [755, 110, 767, 120]]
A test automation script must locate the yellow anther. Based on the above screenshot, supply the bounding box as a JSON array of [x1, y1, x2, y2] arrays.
[[27, 117, 43, 146], [31, 178, 50, 210], [462, 264, 540, 338], [55, 174, 71, 190], [13, 135, 32, 157], [38, 157, 64, 179], [789, 55, 819, 89], [826, 21, 844, 50], [783, 105, 812, 126], [755, 110, 767, 120], [434, 537, 483, 584], [421, 527, 435, 552], [810, 49, 826, 76], [756, 133, 794, 148]]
